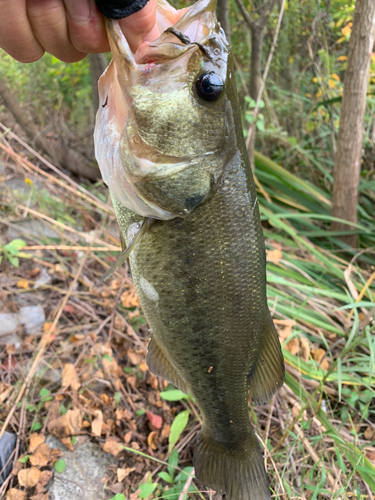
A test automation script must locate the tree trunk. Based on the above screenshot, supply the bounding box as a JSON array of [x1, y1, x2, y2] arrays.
[[248, 28, 264, 168], [217, 0, 231, 43], [331, 0, 375, 247], [89, 53, 108, 113], [0, 76, 100, 180]]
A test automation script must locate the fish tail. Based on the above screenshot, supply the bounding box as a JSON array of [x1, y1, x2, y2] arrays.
[[194, 429, 271, 500]]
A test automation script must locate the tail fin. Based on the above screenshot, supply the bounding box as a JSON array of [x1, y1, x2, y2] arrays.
[[194, 430, 271, 500]]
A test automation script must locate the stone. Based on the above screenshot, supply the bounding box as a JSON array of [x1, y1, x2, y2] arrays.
[[0, 305, 45, 345], [46, 436, 118, 500]]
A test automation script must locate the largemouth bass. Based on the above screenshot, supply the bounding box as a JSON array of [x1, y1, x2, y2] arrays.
[[94, 1, 284, 498]]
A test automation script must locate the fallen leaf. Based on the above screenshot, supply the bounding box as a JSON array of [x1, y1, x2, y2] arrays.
[[266, 249, 282, 262], [6, 489, 27, 500], [110, 279, 121, 291], [29, 433, 45, 453], [139, 360, 148, 372], [121, 288, 139, 308], [0, 383, 12, 404], [60, 437, 74, 451], [130, 441, 140, 450], [18, 467, 41, 488], [16, 279, 30, 289], [62, 363, 80, 390], [364, 426, 375, 441], [127, 350, 144, 366], [366, 450, 375, 462], [92, 410, 104, 437], [63, 304, 75, 314], [117, 467, 135, 482], [311, 348, 330, 370], [147, 431, 158, 450], [124, 431, 132, 444], [30, 493, 49, 500], [29, 443, 51, 467], [103, 356, 121, 377], [160, 424, 171, 441], [102, 438, 123, 457], [38, 470, 53, 487], [146, 411, 162, 430], [299, 337, 310, 362], [284, 337, 299, 356], [48, 409, 82, 438]]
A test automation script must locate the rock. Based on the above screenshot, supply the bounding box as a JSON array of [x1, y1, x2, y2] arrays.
[[0, 432, 17, 484], [46, 436, 118, 500], [6, 219, 59, 241], [0, 305, 45, 345]]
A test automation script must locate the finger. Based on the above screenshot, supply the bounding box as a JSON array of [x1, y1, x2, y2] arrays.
[[63, 0, 110, 54], [118, 0, 159, 53], [0, 0, 44, 62], [27, 0, 86, 62]]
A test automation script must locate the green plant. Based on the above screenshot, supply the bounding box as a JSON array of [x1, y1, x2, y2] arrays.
[[0, 239, 26, 267]]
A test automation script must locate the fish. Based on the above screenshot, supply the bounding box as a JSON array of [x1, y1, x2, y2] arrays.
[[94, 0, 285, 498]]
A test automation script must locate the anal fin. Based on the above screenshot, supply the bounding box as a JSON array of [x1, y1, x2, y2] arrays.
[[248, 312, 285, 405], [147, 336, 190, 395]]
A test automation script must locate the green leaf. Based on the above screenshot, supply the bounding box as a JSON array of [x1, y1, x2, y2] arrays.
[[39, 387, 50, 399], [168, 410, 190, 452], [30, 421, 42, 432], [18, 455, 30, 463], [114, 391, 121, 408], [5, 239, 26, 252], [136, 409, 146, 416], [167, 449, 179, 479], [256, 120, 265, 132], [160, 390, 188, 401], [7, 256, 19, 267], [109, 494, 126, 500], [55, 459, 66, 473], [158, 471, 173, 483], [138, 482, 157, 498]]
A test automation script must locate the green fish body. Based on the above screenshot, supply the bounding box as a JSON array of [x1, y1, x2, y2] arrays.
[[94, 1, 284, 498]]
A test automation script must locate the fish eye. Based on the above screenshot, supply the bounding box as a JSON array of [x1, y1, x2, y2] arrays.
[[195, 72, 223, 102]]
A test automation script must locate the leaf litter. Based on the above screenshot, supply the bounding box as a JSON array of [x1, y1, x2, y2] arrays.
[[0, 129, 374, 499]]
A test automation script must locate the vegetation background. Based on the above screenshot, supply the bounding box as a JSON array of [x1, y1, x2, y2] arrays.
[[0, 0, 374, 499]]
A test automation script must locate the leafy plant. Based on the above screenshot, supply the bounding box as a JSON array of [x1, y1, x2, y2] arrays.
[[0, 239, 26, 267]]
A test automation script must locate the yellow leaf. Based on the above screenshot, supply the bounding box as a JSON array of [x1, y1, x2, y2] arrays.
[[312, 77, 318, 83], [266, 249, 283, 262], [328, 79, 336, 88], [336, 55, 347, 61], [16, 279, 30, 289], [341, 24, 351, 37], [331, 73, 340, 81]]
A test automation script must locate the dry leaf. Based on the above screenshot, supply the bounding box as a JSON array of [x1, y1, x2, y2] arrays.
[[127, 350, 144, 366], [0, 383, 12, 404], [124, 431, 132, 444], [120, 289, 139, 308], [6, 489, 27, 500], [146, 411, 162, 430], [18, 467, 41, 488], [29, 443, 51, 467], [62, 363, 80, 390], [266, 249, 282, 262], [102, 438, 123, 457], [92, 410, 104, 437], [117, 467, 135, 482], [147, 431, 158, 450], [130, 441, 140, 450], [311, 348, 330, 370], [160, 424, 171, 441], [30, 493, 49, 500], [103, 356, 121, 377], [16, 279, 30, 289], [110, 279, 121, 291], [299, 337, 310, 362], [60, 437, 74, 451], [29, 433, 46, 453], [48, 409, 82, 438], [284, 337, 299, 356], [139, 360, 148, 372], [366, 450, 375, 462], [38, 470, 53, 487], [364, 426, 375, 441]]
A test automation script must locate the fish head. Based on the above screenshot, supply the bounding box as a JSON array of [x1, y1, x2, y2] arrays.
[[95, 0, 237, 219]]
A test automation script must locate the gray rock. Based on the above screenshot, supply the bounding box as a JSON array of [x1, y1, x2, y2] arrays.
[[0, 432, 17, 485], [6, 219, 59, 241], [0, 305, 45, 345], [46, 436, 118, 500]]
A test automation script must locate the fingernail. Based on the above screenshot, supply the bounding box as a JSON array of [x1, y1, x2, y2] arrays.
[[64, 0, 91, 22]]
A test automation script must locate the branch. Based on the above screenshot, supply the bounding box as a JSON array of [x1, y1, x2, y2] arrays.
[[258, 0, 278, 28], [245, 0, 286, 149], [234, 0, 256, 31]]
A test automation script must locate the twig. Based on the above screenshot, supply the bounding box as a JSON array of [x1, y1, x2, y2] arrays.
[[245, 0, 286, 149], [177, 468, 194, 500]]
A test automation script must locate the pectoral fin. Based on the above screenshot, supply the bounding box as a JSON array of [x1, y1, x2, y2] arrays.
[[248, 313, 285, 405], [147, 335, 190, 394], [98, 217, 154, 284]]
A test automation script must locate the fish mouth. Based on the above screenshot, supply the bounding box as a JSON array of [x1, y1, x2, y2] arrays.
[[106, 0, 227, 73]]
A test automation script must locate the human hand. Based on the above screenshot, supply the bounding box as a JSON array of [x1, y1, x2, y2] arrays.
[[0, 0, 159, 63]]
